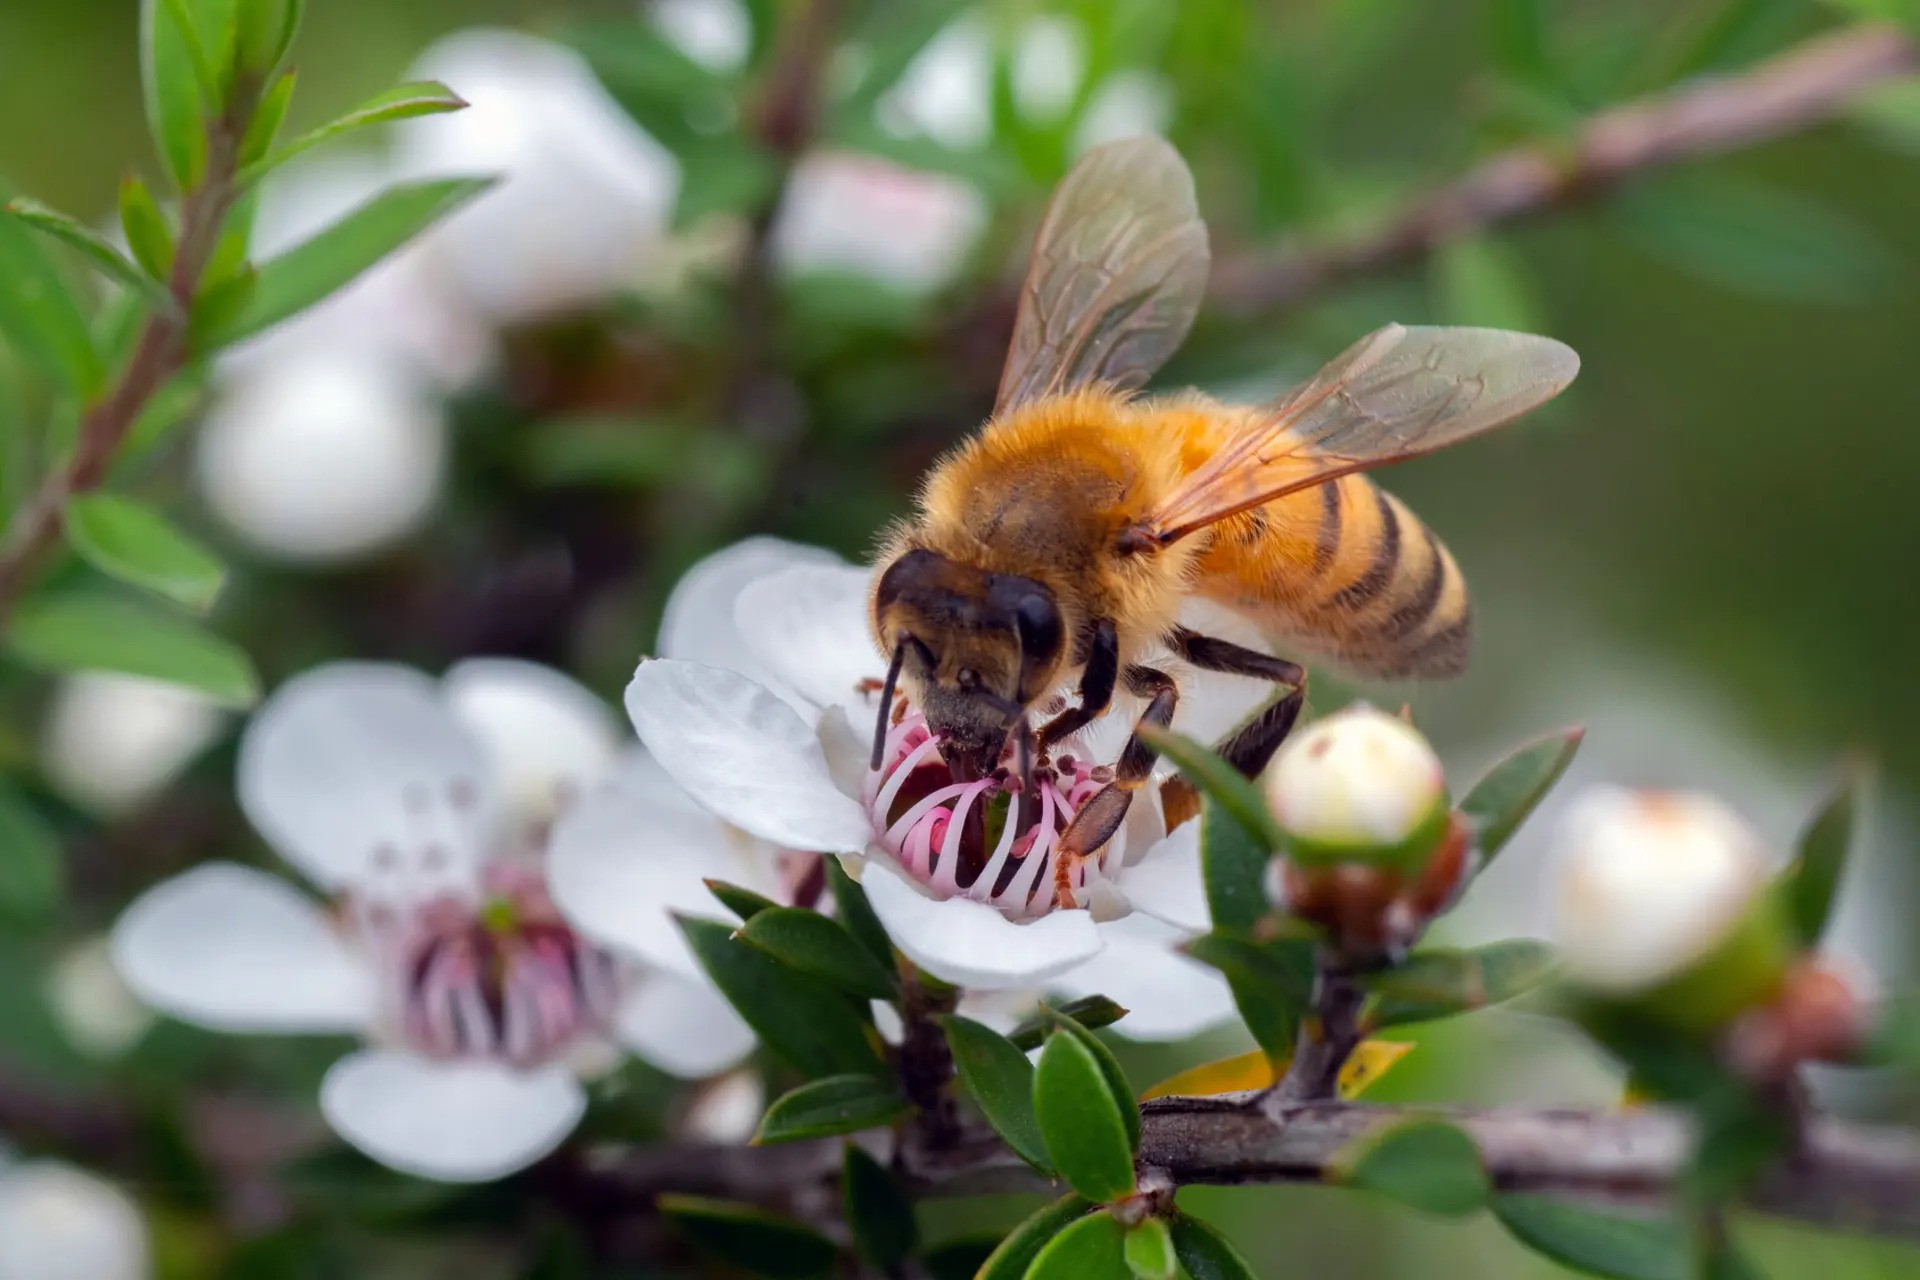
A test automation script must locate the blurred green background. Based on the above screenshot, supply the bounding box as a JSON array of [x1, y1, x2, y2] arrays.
[[4, 0, 1920, 1276]]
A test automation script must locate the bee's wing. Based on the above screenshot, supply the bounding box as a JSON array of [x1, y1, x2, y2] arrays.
[[995, 136, 1210, 413], [1137, 325, 1579, 546]]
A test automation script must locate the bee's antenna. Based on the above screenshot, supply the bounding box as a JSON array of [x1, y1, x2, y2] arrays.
[[871, 638, 909, 771]]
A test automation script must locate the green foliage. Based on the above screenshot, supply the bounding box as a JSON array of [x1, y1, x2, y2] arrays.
[[739, 906, 900, 999], [0, 208, 103, 393], [1005, 994, 1128, 1050], [973, 1195, 1096, 1280], [141, 0, 218, 189], [0, 784, 63, 923], [658, 1195, 839, 1279], [841, 1145, 918, 1269], [705, 877, 781, 921], [1123, 1218, 1177, 1280], [1169, 1214, 1261, 1280], [239, 81, 469, 184], [1139, 728, 1286, 857], [942, 1014, 1050, 1174], [1460, 728, 1584, 864], [1781, 766, 1862, 945], [6, 592, 258, 705], [65, 494, 225, 613], [1033, 1024, 1136, 1203], [826, 857, 894, 972], [753, 1074, 910, 1144], [1022, 1208, 1127, 1280], [1334, 1118, 1491, 1217], [1364, 940, 1558, 1028], [1492, 1195, 1692, 1280], [1198, 794, 1271, 934], [3, 199, 173, 310], [1184, 927, 1314, 1062]]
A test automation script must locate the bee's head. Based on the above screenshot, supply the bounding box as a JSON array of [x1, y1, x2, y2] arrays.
[[871, 549, 1065, 781]]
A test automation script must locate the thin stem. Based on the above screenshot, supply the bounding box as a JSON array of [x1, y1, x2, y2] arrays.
[[897, 970, 962, 1151], [1269, 953, 1370, 1107]]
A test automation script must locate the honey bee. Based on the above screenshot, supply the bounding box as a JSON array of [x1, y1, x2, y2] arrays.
[[869, 136, 1578, 891]]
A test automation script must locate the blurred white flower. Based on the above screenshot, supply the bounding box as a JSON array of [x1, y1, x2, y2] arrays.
[[772, 151, 985, 293], [572, 536, 1236, 1034], [880, 16, 991, 150], [197, 351, 446, 563], [45, 937, 153, 1060], [1010, 15, 1085, 123], [0, 1161, 148, 1280], [111, 661, 751, 1182], [1552, 787, 1771, 997], [41, 674, 223, 816], [396, 29, 682, 322], [1265, 704, 1447, 857], [1074, 71, 1174, 152], [679, 1069, 765, 1144], [647, 0, 751, 73]]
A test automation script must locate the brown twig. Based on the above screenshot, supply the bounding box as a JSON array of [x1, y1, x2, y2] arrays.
[[1268, 953, 1369, 1107], [1209, 22, 1919, 317]]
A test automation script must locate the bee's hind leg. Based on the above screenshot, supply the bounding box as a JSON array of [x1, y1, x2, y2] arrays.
[[1054, 666, 1176, 906], [1172, 627, 1307, 778]]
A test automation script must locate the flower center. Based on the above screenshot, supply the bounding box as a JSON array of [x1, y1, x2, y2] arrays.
[[863, 709, 1123, 919]]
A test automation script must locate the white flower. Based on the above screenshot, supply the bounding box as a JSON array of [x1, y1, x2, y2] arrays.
[[647, 0, 751, 73], [880, 16, 992, 150], [1552, 787, 1772, 996], [563, 536, 1239, 1036], [0, 1160, 148, 1280], [395, 29, 682, 323], [40, 674, 223, 816], [772, 151, 987, 294], [45, 937, 153, 1060], [197, 351, 446, 563], [1265, 704, 1446, 855], [110, 661, 753, 1182], [1074, 72, 1173, 153]]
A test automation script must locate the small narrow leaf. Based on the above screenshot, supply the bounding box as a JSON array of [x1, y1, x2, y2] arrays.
[[195, 177, 495, 350], [658, 1195, 838, 1280], [1782, 765, 1863, 944], [6, 593, 258, 707], [65, 494, 225, 612], [1034, 1030, 1136, 1202], [841, 1145, 916, 1269], [1365, 940, 1558, 1028], [1142, 1041, 1413, 1102], [1024, 1209, 1127, 1280], [1123, 1218, 1176, 1280], [1492, 1195, 1691, 1280], [1460, 728, 1582, 863], [141, 0, 211, 190], [1200, 796, 1269, 933], [238, 69, 298, 169], [752, 1074, 909, 1144], [1183, 929, 1314, 1063], [1043, 1009, 1140, 1151], [1006, 994, 1127, 1051], [1335, 1118, 1490, 1216], [1169, 1215, 1260, 1280], [119, 176, 177, 281], [1140, 728, 1286, 856], [4, 200, 174, 310], [942, 1015, 1050, 1173], [241, 82, 470, 183], [234, 0, 301, 76], [704, 877, 779, 921], [0, 208, 103, 393], [740, 907, 898, 999], [826, 857, 894, 972], [972, 1195, 1094, 1280], [0, 785, 64, 922], [679, 916, 886, 1080]]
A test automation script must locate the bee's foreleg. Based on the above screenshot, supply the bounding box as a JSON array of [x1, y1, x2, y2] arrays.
[[1054, 665, 1177, 906], [1036, 617, 1118, 752], [1171, 627, 1308, 778]]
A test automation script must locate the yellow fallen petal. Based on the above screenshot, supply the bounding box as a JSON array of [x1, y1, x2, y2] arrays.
[[1142, 1041, 1415, 1101]]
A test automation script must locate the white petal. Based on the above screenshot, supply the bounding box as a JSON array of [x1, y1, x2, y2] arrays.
[[239, 663, 498, 891], [736, 563, 883, 715], [442, 658, 621, 827], [1118, 821, 1210, 934], [624, 660, 872, 852], [320, 1050, 585, 1182], [110, 864, 374, 1034], [861, 860, 1102, 990], [656, 537, 848, 712], [548, 753, 782, 978], [41, 673, 224, 816], [1053, 915, 1237, 1042], [0, 1162, 149, 1280], [615, 971, 758, 1079]]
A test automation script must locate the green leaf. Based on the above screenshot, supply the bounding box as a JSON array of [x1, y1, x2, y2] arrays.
[[65, 494, 225, 612], [6, 593, 257, 707], [1492, 1195, 1690, 1280], [0, 785, 64, 922], [1169, 1215, 1259, 1280], [194, 177, 494, 350], [1043, 1008, 1140, 1151], [1123, 1218, 1175, 1280], [942, 1015, 1050, 1174], [705, 877, 780, 921], [1006, 994, 1127, 1051], [0, 207, 104, 394], [1335, 1118, 1490, 1217], [973, 1195, 1095, 1280], [1034, 1029, 1136, 1202], [241, 82, 470, 184], [1183, 929, 1313, 1062], [673, 139, 779, 230], [1023, 1210, 1127, 1280], [1434, 235, 1542, 332], [922, 1237, 1000, 1280], [658, 1195, 838, 1280], [119, 176, 177, 281], [827, 857, 894, 972], [234, 0, 301, 76], [1199, 795, 1269, 934], [1460, 728, 1583, 864], [142, 0, 212, 190], [740, 907, 899, 999], [1364, 939, 1557, 1028], [1781, 765, 1863, 945], [237, 68, 298, 170], [4, 200, 174, 311], [679, 916, 887, 1079], [1140, 728, 1285, 857], [752, 1074, 910, 1145], [841, 1145, 916, 1269], [1849, 79, 1920, 156]]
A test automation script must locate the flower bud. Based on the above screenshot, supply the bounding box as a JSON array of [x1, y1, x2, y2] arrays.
[[1554, 788, 1792, 1031], [1264, 705, 1449, 873]]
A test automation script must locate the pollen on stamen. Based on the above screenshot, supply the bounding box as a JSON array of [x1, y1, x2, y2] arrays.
[[862, 709, 1122, 919]]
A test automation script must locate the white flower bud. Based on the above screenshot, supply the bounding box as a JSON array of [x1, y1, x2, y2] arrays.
[[771, 151, 986, 294], [1553, 788, 1778, 999], [45, 937, 153, 1060], [41, 675, 223, 816], [0, 1162, 149, 1280], [1264, 705, 1447, 867]]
